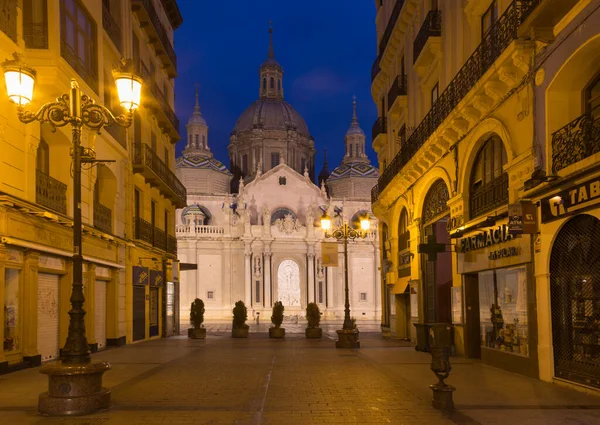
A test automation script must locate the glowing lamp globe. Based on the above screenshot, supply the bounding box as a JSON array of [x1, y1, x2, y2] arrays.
[[360, 217, 371, 231], [3, 65, 35, 106], [114, 72, 142, 110], [320, 213, 332, 231]]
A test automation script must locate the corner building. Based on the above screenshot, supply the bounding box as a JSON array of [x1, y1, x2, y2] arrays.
[[176, 31, 381, 324], [0, 0, 184, 374], [371, 0, 597, 388]]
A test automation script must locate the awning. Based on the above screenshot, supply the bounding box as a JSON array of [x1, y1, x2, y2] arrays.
[[391, 277, 410, 294]]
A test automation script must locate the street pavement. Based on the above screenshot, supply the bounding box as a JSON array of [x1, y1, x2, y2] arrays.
[[1, 325, 599, 424]]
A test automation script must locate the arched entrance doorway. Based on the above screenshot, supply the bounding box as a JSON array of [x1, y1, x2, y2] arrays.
[[550, 215, 600, 389], [277, 260, 301, 307], [416, 179, 452, 350]]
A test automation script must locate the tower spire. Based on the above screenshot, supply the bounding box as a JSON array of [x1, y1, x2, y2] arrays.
[[268, 21, 274, 59], [351, 95, 358, 124], [194, 83, 200, 112]]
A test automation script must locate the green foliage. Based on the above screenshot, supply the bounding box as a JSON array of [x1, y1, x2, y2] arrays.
[[190, 298, 205, 329], [232, 300, 248, 329], [306, 302, 321, 329], [271, 301, 285, 328]]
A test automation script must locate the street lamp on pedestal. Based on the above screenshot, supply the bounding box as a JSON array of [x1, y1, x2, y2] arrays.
[[2, 53, 142, 416], [320, 212, 371, 348]]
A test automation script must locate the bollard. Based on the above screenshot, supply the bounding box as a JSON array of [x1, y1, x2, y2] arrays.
[[429, 345, 456, 410]]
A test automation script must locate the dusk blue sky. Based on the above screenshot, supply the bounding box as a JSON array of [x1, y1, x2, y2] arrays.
[[173, 0, 378, 177]]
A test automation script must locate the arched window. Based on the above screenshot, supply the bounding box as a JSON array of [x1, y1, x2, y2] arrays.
[[355, 144, 359, 156], [262, 78, 266, 91], [585, 72, 600, 118], [188, 134, 192, 145], [194, 134, 199, 148], [202, 135, 206, 148], [270, 207, 296, 224], [242, 154, 248, 175], [37, 138, 49, 174], [349, 144, 353, 156], [270, 77, 274, 88], [469, 135, 508, 219], [398, 208, 409, 251]]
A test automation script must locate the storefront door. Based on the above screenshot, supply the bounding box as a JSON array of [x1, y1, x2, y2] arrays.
[[149, 286, 159, 337], [95, 280, 107, 349], [550, 214, 600, 389], [132, 285, 145, 342], [422, 220, 452, 324], [37, 273, 60, 362]]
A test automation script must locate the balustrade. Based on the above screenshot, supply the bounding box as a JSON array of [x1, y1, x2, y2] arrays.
[[36, 169, 67, 214], [552, 111, 600, 174], [93, 201, 112, 234]]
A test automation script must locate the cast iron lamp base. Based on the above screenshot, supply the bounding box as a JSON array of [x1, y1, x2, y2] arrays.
[[430, 382, 455, 410], [38, 361, 111, 416], [335, 329, 360, 348]]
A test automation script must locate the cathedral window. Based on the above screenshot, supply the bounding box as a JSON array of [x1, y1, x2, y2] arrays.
[[355, 143, 359, 156], [202, 135, 206, 148], [207, 291, 214, 299], [270, 77, 274, 88], [195, 134, 199, 148], [349, 144, 353, 157], [271, 152, 280, 168], [188, 134, 192, 145], [242, 154, 248, 175], [270, 207, 295, 224]]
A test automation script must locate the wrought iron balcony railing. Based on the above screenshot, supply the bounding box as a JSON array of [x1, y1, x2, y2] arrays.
[[413, 10, 442, 64], [470, 173, 509, 219], [552, 110, 600, 174], [134, 216, 154, 245], [375, 0, 539, 199], [371, 55, 382, 82], [0, 0, 17, 42], [371, 184, 379, 203], [131, 0, 177, 77], [36, 169, 67, 215], [151, 81, 179, 135], [24, 23, 48, 49], [387, 74, 408, 109], [61, 41, 98, 92], [167, 235, 177, 255], [93, 201, 112, 234], [132, 143, 187, 208], [106, 124, 126, 149], [372, 117, 387, 141], [154, 227, 166, 251], [102, 3, 122, 53], [379, 0, 406, 56]]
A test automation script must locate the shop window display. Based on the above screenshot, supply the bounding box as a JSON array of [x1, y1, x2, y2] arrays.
[[479, 266, 528, 356], [4, 269, 19, 352]]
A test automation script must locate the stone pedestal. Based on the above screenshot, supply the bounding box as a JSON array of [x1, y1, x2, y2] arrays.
[[188, 328, 206, 339], [335, 329, 360, 348], [269, 327, 285, 338], [305, 327, 322, 339], [38, 361, 111, 416], [430, 383, 455, 410], [232, 327, 249, 338]]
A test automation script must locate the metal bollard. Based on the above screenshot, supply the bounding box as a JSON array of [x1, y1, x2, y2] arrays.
[[429, 345, 455, 410]]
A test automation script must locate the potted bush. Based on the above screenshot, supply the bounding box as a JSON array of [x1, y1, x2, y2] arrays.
[[231, 300, 249, 338], [188, 298, 206, 339], [305, 302, 322, 339], [269, 301, 285, 338]]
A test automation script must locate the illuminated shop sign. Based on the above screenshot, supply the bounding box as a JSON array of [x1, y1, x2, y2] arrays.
[[541, 176, 600, 223], [459, 225, 515, 253]]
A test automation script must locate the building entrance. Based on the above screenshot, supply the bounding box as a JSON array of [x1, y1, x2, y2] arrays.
[[550, 214, 600, 389], [277, 260, 301, 306]]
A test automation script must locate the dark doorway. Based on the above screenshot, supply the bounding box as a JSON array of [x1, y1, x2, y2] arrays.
[[423, 219, 452, 324], [133, 285, 146, 341], [149, 286, 159, 337], [464, 273, 481, 358]]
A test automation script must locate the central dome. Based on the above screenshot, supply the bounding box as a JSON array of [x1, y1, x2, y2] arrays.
[[232, 99, 310, 137]]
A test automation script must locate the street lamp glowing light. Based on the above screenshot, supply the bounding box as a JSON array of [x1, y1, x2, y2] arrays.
[[320, 213, 331, 231], [360, 216, 371, 231], [114, 71, 142, 111], [3, 63, 35, 106]]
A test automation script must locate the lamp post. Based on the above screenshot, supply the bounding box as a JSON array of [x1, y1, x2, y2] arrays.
[[320, 212, 370, 348], [2, 53, 141, 416]]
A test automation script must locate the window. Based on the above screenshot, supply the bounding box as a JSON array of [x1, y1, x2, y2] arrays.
[[431, 82, 439, 106], [277, 79, 281, 92], [479, 266, 529, 356], [271, 152, 280, 168], [359, 292, 367, 302], [60, 0, 97, 90], [270, 207, 295, 223], [278, 176, 286, 186], [188, 134, 192, 145], [318, 281, 323, 304], [195, 134, 199, 148], [255, 281, 261, 303], [23, 0, 48, 49], [470, 135, 508, 218], [242, 154, 248, 175], [398, 208, 409, 251], [349, 144, 353, 157], [481, 0, 498, 39], [262, 78, 266, 92], [37, 138, 49, 174], [270, 77, 274, 89], [356, 143, 359, 156], [585, 73, 600, 119], [151, 132, 157, 152], [207, 291, 214, 299], [301, 158, 306, 172], [202, 135, 206, 148]]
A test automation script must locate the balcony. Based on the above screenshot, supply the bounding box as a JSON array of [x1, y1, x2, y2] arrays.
[[387, 74, 408, 112], [93, 201, 112, 234], [23, 16, 48, 49], [176, 224, 225, 237], [378, 0, 406, 57], [371, 55, 382, 82], [154, 227, 166, 251], [413, 10, 442, 65], [518, 0, 577, 42], [102, 3, 122, 53], [106, 124, 126, 149], [372, 117, 387, 141], [469, 174, 509, 219], [36, 169, 67, 215], [134, 216, 154, 245], [552, 111, 600, 174], [371, 184, 379, 204], [140, 62, 180, 139], [0, 0, 17, 43], [132, 143, 187, 208], [131, 0, 177, 78], [167, 235, 177, 255], [376, 0, 539, 199]]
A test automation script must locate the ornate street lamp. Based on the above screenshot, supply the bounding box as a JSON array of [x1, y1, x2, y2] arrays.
[[2, 53, 141, 416], [320, 211, 371, 348]]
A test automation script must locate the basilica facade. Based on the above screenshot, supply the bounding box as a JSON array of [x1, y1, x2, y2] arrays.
[[175, 31, 381, 323]]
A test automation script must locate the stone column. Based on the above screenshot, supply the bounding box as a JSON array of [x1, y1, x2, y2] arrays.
[[264, 251, 272, 307], [244, 247, 252, 306], [326, 266, 334, 311], [0, 243, 6, 365], [22, 251, 40, 361], [85, 263, 97, 351], [307, 252, 315, 304]]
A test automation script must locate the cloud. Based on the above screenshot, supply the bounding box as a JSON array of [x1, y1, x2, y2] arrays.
[[291, 68, 350, 101]]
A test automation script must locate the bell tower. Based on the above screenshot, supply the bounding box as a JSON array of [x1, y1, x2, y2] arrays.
[[259, 22, 284, 100]]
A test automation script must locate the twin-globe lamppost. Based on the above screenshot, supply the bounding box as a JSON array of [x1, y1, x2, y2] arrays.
[[3, 53, 142, 416], [320, 212, 370, 348]]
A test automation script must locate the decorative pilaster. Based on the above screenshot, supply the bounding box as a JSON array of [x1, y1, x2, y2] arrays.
[[244, 246, 252, 306], [307, 251, 315, 304], [264, 251, 272, 307]]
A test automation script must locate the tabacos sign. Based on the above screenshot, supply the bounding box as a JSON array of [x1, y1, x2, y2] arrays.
[[459, 224, 515, 253], [541, 176, 600, 223]]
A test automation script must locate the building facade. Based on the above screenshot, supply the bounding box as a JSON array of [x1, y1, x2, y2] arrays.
[[176, 32, 381, 325], [0, 0, 184, 373], [371, 0, 598, 389]]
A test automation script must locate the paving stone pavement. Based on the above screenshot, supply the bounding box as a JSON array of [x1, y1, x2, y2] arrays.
[[1, 330, 599, 425]]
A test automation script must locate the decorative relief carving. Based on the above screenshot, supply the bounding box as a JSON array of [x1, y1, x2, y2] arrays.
[[275, 214, 302, 235], [253, 255, 262, 277], [316, 258, 325, 279], [38, 255, 65, 270], [423, 179, 450, 224]]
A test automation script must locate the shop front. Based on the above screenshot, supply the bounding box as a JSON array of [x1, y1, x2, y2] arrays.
[[457, 222, 538, 378], [149, 270, 162, 338], [132, 266, 148, 342]]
